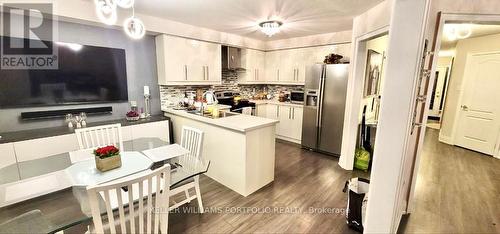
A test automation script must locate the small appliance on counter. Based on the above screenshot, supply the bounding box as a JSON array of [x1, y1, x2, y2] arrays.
[[290, 90, 305, 104]]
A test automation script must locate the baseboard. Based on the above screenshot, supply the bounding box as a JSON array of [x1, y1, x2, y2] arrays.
[[438, 134, 453, 145], [275, 135, 301, 145]]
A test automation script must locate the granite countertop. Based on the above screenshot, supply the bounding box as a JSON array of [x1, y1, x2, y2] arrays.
[[163, 108, 278, 133], [0, 115, 170, 144]]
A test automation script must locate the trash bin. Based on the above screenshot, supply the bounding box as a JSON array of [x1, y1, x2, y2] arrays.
[[342, 177, 370, 232]]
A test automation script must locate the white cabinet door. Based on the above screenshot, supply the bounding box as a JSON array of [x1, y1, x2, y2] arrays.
[[294, 49, 306, 84], [254, 50, 265, 82], [278, 105, 292, 137], [279, 50, 295, 83], [256, 104, 267, 117], [290, 107, 303, 141], [13, 134, 79, 162], [155, 34, 221, 85], [265, 51, 280, 83], [199, 41, 221, 83], [241, 49, 258, 83], [156, 35, 187, 84]]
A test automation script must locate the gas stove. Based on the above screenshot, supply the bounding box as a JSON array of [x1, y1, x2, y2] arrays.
[[214, 91, 256, 114]]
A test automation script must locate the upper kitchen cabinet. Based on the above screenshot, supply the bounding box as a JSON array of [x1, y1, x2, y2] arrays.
[[240, 49, 265, 84], [265, 50, 280, 83], [155, 34, 221, 85], [279, 49, 305, 84]]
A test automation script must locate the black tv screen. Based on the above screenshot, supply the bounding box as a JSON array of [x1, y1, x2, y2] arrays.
[[0, 37, 128, 108]]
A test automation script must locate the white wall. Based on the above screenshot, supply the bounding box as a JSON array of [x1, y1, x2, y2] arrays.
[[440, 33, 500, 143], [339, 0, 392, 170], [265, 31, 351, 50]]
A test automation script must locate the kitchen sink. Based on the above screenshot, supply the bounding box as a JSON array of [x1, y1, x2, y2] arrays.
[[186, 110, 239, 119]]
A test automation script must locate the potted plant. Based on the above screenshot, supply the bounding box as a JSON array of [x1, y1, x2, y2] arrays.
[[94, 145, 122, 172]]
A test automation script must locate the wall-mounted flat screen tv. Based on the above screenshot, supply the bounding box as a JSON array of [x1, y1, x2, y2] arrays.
[[0, 36, 128, 108]]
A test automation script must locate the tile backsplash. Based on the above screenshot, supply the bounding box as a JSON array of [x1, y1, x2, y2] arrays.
[[159, 70, 303, 109]]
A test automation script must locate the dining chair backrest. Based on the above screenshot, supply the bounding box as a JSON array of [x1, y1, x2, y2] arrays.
[[75, 123, 123, 151], [180, 126, 204, 160], [86, 165, 171, 234]]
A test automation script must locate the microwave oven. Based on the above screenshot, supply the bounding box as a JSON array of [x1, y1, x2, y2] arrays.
[[290, 91, 304, 104]]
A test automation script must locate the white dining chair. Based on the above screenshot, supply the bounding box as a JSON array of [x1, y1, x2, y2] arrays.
[[68, 148, 95, 164], [87, 164, 171, 234], [75, 123, 124, 151], [169, 126, 205, 213]]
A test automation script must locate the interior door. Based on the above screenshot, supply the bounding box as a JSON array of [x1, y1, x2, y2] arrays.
[[428, 66, 448, 118], [455, 53, 500, 155]]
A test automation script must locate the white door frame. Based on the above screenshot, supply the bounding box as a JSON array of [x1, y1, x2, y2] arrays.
[[406, 13, 500, 213], [339, 26, 389, 170]]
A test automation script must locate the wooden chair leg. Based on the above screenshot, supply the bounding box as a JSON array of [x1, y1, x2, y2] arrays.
[[194, 176, 204, 213]]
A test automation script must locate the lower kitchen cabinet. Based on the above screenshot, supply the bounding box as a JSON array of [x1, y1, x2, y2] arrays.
[[257, 103, 303, 144]]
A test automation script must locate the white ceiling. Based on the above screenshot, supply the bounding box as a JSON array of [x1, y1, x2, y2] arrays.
[[134, 0, 384, 41], [441, 23, 500, 50]]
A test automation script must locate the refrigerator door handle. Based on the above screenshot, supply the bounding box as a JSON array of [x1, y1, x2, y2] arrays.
[[316, 66, 326, 145]]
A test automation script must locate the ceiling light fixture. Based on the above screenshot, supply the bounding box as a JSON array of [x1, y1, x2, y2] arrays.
[[444, 24, 472, 41], [94, 0, 146, 39], [259, 20, 283, 37]]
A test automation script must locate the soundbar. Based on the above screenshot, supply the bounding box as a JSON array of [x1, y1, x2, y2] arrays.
[[21, 106, 113, 120]]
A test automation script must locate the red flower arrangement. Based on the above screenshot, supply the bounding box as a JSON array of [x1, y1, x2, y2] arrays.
[[94, 145, 120, 159]]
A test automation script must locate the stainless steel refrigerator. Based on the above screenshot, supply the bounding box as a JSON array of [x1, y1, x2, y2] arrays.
[[301, 64, 349, 156]]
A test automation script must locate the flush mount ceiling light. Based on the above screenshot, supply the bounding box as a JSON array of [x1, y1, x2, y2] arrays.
[[259, 20, 283, 37], [444, 24, 472, 41], [94, 0, 146, 39]]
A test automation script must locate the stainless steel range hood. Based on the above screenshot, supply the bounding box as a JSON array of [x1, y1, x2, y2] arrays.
[[222, 46, 245, 71]]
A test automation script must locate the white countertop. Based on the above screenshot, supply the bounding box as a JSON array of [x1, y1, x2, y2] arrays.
[[163, 108, 279, 133], [251, 100, 304, 108]]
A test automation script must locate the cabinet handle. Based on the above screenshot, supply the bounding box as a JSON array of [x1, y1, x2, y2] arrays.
[[277, 105, 279, 118], [206, 66, 209, 80], [277, 69, 280, 81], [288, 107, 291, 119], [292, 108, 294, 119], [184, 65, 188, 80]]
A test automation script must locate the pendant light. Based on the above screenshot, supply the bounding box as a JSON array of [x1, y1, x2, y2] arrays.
[[123, 6, 145, 40], [94, 0, 146, 39]]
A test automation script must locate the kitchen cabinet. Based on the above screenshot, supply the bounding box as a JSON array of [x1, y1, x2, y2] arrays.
[[156, 34, 221, 85], [241, 49, 265, 84], [259, 103, 303, 144], [265, 51, 280, 83], [278, 49, 305, 84], [256, 104, 267, 117]]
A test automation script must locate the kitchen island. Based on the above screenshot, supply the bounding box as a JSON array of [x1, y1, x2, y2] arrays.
[[163, 108, 278, 196]]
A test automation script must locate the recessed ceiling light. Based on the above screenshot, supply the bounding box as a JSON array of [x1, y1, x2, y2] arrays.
[[259, 20, 283, 37]]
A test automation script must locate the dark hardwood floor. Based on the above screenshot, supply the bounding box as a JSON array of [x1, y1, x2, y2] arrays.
[[168, 141, 368, 233], [398, 128, 500, 233]]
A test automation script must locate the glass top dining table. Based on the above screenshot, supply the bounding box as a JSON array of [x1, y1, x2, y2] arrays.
[[0, 138, 209, 234]]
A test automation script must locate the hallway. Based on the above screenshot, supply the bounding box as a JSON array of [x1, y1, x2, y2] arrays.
[[399, 128, 500, 233]]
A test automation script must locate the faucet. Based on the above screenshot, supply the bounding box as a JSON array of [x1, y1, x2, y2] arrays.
[[200, 90, 217, 114]]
